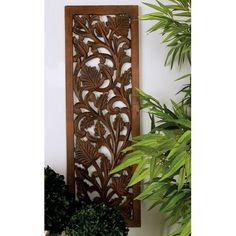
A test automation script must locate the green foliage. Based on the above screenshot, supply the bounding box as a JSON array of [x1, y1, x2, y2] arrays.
[[141, 0, 191, 69], [65, 202, 129, 236], [110, 91, 191, 236], [176, 74, 191, 106], [112, 1, 192, 235], [44, 166, 75, 235]]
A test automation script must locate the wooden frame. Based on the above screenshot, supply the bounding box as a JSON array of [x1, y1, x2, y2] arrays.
[[65, 5, 140, 226]]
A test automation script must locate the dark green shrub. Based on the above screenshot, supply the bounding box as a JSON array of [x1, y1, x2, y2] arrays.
[[66, 202, 129, 236], [44, 166, 75, 234]]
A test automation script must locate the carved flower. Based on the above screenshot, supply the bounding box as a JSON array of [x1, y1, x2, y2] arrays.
[[80, 66, 104, 90], [107, 16, 129, 37], [110, 175, 130, 196]]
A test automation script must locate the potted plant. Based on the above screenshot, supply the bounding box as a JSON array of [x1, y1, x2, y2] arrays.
[[65, 202, 129, 236], [44, 166, 75, 236]]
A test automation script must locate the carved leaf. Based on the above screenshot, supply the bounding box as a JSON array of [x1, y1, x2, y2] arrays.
[[75, 152, 92, 167], [80, 115, 94, 129], [101, 156, 111, 177], [113, 87, 122, 96], [94, 21, 109, 37], [95, 93, 108, 110], [74, 102, 82, 115], [80, 140, 101, 159], [75, 178, 90, 197], [80, 66, 103, 90], [120, 68, 131, 86], [99, 64, 114, 79], [113, 37, 130, 51], [94, 121, 106, 137], [73, 36, 89, 58], [118, 48, 130, 65], [113, 114, 125, 131], [107, 16, 129, 37], [86, 92, 96, 102], [75, 140, 102, 167], [73, 15, 87, 30]]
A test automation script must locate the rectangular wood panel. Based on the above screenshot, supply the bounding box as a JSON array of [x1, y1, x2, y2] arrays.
[[65, 5, 140, 226]]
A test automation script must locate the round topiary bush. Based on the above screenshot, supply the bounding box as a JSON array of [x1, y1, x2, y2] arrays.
[[65, 202, 129, 236], [44, 166, 75, 235]]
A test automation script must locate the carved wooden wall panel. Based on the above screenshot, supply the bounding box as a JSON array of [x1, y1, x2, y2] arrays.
[[65, 6, 140, 226]]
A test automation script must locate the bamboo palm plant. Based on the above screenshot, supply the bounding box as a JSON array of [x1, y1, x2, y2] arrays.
[[110, 0, 191, 235]]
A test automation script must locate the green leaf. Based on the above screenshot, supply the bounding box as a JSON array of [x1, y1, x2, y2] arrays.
[[147, 21, 166, 33], [160, 191, 186, 213], [169, 227, 181, 236], [165, 47, 175, 66], [136, 88, 162, 108], [167, 130, 191, 160], [132, 138, 158, 149], [163, 104, 178, 118], [180, 220, 191, 236], [135, 181, 167, 200], [128, 169, 150, 187], [139, 12, 164, 20], [153, 162, 165, 177], [185, 156, 191, 177], [178, 167, 185, 191], [178, 45, 184, 65], [174, 12, 191, 17], [155, 0, 172, 15], [142, 2, 168, 14], [150, 156, 157, 180], [171, 100, 186, 118], [170, 47, 179, 69], [167, 209, 182, 225], [161, 151, 187, 180], [187, 51, 191, 64], [172, 118, 191, 129], [147, 201, 162, 211], [109, 151, 143, 174], [128, 159, 149, 186]]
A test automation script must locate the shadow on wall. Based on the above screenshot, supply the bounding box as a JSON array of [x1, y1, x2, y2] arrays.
[[129, 201, 167, 236]]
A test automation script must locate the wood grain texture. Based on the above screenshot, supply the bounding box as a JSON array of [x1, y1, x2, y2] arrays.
[[65, 5, 140, 226]]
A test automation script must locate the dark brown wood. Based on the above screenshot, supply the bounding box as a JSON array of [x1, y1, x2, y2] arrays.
[[65, 8, 75, 193], [65, 5, 140, 227]]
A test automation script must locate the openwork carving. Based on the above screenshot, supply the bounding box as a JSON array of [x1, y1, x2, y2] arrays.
[[65, 6, 140, 226]]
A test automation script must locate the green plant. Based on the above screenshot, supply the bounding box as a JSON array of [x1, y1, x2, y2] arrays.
[[44, 166, 75, 235], [111, 90, 191, 235], [110, 0, 191, 235], [141, 0, 191, 68], [65, 202, 129, 236]]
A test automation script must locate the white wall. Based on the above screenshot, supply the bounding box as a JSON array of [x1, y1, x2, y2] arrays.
[[45, 0, 190, 235]]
